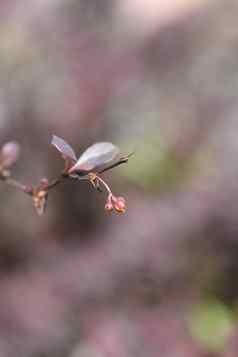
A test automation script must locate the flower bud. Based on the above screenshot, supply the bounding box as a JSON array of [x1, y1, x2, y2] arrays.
[[105, 201, 113, 212], [40, 178, 49, 189], [113, 196, 126, 214], [0, 141, 20, 169]]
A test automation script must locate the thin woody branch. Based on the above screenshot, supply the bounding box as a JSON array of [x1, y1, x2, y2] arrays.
[[0, 136, 131, 216], [4, 177, 30, 193]]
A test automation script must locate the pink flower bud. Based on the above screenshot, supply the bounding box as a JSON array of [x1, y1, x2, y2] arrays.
[[113, 196, 126, 214], [105, 201, 114, 212], [40, 178, 49, 189]]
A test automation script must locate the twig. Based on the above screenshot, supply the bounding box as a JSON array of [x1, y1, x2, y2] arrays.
[[4, 177, 29, 193]]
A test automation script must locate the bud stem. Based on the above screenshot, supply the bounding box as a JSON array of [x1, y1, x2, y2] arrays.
[[91, 174, 112, 195]]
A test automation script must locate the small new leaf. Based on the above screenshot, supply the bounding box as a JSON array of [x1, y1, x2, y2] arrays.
[[68, 142, 120, 174], [51, 135, 77, 162]]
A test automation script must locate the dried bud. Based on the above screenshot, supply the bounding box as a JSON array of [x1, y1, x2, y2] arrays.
[[0, 141, 20, 169], [33, 190, 48, 216], [113, 196, 126, 214]]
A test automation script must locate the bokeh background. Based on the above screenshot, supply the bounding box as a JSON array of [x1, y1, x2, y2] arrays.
[[0, 0, 238, 356]]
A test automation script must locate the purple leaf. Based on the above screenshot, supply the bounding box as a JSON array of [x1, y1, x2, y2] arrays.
[[51, 135, 77, 162], [69, 142, 120, 173]]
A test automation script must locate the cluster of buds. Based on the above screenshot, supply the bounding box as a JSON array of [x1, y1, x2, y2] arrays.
[[105, 194, 126, 214], [88, 173, 127, 214]]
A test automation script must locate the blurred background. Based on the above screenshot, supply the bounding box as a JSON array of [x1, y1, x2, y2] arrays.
[[0, 0, 238, 356]]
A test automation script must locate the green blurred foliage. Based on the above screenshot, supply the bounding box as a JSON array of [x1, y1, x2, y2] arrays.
[[189, 299, 235, 352], [120, 134, 191, 191]]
